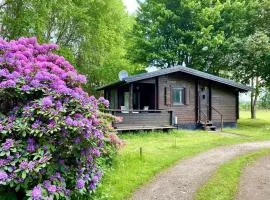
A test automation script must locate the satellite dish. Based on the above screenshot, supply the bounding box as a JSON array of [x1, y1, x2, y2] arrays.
[[146, 66, 159, 73], [182, 61, 186, 67], [118, 70, 129, 81]]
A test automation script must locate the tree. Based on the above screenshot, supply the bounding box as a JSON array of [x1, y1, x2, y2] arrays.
[[226, 32, 270, 119], [0, 0, 137, 93], [131, 0, 265, 70], [259, 88, 270, 109], [131, 0, 242, 71], [131, 0, 270, 118]]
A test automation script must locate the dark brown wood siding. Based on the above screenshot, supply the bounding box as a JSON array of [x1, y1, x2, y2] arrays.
[[114, 111, 172, 128], [158, 72, 196, 124], [211, 84, 237, 123]]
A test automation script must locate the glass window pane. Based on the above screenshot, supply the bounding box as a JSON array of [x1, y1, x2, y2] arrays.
[[173, 88, 184, 105], [173, 89, 179, 104]]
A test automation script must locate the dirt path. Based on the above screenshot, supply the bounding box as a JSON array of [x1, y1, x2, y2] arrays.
[[237, 154, 270, 200], [131, 141, 270, 200]]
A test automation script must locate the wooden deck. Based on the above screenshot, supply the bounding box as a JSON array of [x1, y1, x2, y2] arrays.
[[116, 125, 176, 132], [107, 109, 174, 131]]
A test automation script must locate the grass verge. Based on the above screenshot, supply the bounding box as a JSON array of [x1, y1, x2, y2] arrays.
[[196, 148, 270, 200]]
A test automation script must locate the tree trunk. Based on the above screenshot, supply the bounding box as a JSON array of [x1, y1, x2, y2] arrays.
[[250, 76, 259, 119]]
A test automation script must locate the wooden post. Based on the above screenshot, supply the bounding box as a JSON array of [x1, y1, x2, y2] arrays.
[[208, 82, 212, 121], [155, 77, 159, 110], [236, 90, 239, 120], [129, 84, 133, 111], [140, 147, 142, 159], [221, 115, 223, 132]]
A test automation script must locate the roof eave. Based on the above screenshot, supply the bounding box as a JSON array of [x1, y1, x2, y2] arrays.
[[95, 81, 125, 91]]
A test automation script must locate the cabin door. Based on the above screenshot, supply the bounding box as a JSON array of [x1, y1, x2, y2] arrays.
[[199, 85, 209, 122]]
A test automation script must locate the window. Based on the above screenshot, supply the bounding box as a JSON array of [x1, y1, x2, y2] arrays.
[[173, 88, 185, 105]]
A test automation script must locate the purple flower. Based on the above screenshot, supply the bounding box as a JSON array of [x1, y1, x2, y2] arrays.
[[19, 161, 28, 170], [92, 175, 99, 183], [30, 79, 41, 87], [98, 97, 109, 107], [39, 156, 49, 163], [75, 179, 85, 189], [74, 137, 81, 144], [55, 101, 63, 111], [72, 120, 78, 126], [47, 185, 57, 193], [0, 80, 16, 88], [89, 182, 96, 190], [65, 117, 73, 126], [0, 37, 109, 199], [41, 96, 53, 107], [31, 185, 42, 200], [21, 85, 31, 91], [92, 148, 101, 157], [2, 139, 14, 151], [59, 159, 65, 165], [84, 131, 90, 139], [76, 75, 87, 84], [43, 145, 48, 151], [0, 170, 8, 181], [26, 138, 36, 152], [28, 161, 36, 171], [43, 180, 51, 188], [7, 156, 13, 161], [0, 69, 9, 77], [0, 159, 8, 167], [31, 120, 41, 129], [48, 119, 56, 128]]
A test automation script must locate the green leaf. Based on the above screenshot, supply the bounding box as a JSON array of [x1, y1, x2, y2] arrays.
[[22, 171, 27, 179]]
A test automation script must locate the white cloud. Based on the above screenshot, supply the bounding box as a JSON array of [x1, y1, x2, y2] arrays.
[[122, 0, 139, 14]]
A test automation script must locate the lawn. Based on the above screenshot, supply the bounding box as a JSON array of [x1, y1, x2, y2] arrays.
[[196, 149, 270, 200], [92, 110, 270, 200], [225, 110, 270, 139], [194, 110, 270, 200]]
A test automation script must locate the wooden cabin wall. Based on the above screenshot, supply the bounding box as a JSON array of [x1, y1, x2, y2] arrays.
[[211, 84, 237, 123], [158, 73, 196, 125]]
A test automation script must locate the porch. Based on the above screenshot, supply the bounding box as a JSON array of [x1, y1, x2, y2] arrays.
[[108, 109, 175, 131], [103, 81, 175, 131]]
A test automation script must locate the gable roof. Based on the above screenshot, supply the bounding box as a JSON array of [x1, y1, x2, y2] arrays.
[[97, 65, 251, 92]]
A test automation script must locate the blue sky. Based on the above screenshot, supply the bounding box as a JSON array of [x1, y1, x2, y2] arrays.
[[123, 0, 139, 14]]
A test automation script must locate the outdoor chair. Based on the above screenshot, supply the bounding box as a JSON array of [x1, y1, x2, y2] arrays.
[[121, 106, 129, 113]]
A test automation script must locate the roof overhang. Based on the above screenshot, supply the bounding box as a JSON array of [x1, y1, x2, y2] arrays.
[[96, 66, 252, 92], [95, 81, 125, 91]]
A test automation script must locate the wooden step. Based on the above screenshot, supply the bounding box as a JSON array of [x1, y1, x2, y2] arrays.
[[202, 125, 217, 131], [199, 121, 213, 126]]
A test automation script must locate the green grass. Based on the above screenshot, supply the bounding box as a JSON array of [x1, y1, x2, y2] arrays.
[[94, 131, 246, 200], [225, 110, 270, 139], [196, 148, 270, 200], [93, 110, 270, 200]]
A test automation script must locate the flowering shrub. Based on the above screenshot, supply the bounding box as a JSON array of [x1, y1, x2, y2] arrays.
[[0, 37, 116, 199]]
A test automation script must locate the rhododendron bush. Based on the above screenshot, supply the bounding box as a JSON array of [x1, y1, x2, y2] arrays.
[[0, 37, 118, 199]]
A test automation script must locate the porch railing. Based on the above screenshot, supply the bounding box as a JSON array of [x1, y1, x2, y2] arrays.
[[199, 104, 223, 131], [209, 104, 224, 131], [104, 109, 174, 128]]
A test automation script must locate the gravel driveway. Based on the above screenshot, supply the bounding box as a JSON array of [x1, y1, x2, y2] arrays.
[[237, 154, 270, 200], [131, 141, 270, 200]]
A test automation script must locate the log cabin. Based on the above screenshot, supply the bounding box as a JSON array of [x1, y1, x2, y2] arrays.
[[97, 66, 251, 131]]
